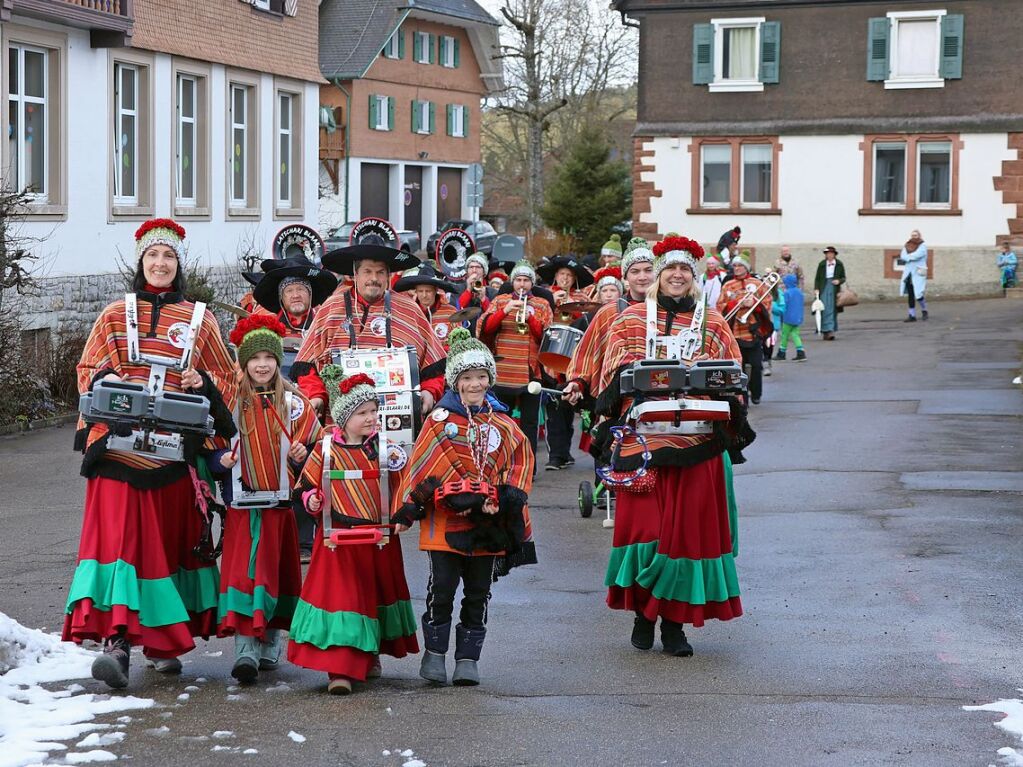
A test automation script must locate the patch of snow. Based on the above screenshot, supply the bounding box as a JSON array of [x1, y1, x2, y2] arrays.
[[203, 651, 223, 657], [965, 699, 1023, 766], [382, 750, 391, 756], [225, 695, 244, 702], [226, 686, 241, 693], [76, 732, 126, 748], [195, 678, 207, 683], [401, 750, 414, 757], [0, 612, 154, 767], [64, 750, 118, 764], [115, 717, 132, 724], [212, 731, 234, 739], [243, 749, 258, 755], [144, 726, 170, 737], [287, 731, 306, 743], [184, 686, 200, 692], [265, 683, 290, 694], [158, 712, 173, 719], [176, 694, 189, 702], [403, 760, 427, 767], [211, 745, 238, 753]]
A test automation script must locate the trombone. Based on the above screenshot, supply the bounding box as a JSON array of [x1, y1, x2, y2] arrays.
[[515, 289, 529, 334], [723, 271, 780, 324]]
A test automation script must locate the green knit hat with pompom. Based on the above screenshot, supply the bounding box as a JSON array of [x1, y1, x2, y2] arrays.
[[601, 233, 623, 258], [445, 327, 497, 388], [321, 364, 378, 428]]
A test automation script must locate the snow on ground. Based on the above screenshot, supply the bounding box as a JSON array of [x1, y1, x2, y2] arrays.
[[964, 697, 1023, 766], [287, 731, 306, 743], [0, 612, 154, 767]]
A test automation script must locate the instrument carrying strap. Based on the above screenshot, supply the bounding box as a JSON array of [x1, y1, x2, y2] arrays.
[[343, 289, 393, 349], [229, 391, 293, 506], [125, 293, 206, 394], [320, 433, 334, 542], [320, 421, 391, 543], [644, 297, 704, 361]]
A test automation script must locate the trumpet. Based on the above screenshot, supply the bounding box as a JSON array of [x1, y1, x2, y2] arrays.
[[723, 271, 780, 324], [515, 289, 529, 334]]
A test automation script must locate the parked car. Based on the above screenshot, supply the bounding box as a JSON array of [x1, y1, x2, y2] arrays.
[[323, 222, 421, 259], [426, 219, 498, 258]]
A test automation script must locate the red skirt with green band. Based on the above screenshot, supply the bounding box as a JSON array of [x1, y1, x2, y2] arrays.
[[217, 505, 302, 640], [604, 454, 742, 627], [62, 475, 220, 659], [288, 535, 419, 681]]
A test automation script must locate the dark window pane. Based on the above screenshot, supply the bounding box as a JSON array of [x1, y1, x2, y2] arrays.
[[874, 144, 906, 205], [918, 142, 951, 204], [741, 144, 772, 204], [120, 114, 135, 198], [24, 51, 45, 99], [25, 102, 44, 193], [702, 145, 731, 205]]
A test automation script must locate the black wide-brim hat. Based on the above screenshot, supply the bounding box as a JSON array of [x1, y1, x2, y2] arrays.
[[536, 255, 595, 289], [252, 263, 339, 313], [242, 271, 263, 287], [322, 244, 419, 275], [393, 264, 460, 294]]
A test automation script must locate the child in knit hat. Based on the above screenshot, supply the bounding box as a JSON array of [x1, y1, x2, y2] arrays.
[[393, 328, 536, 687], [600, 234, 624, 267], [210, 315, 321, 684], [288, 367, 419, 695]]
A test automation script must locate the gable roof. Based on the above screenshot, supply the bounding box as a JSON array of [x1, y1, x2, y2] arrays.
[[320, 0, 500, 82]]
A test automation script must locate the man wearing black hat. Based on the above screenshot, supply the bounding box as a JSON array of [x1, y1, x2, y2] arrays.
[[253, 256, 338, 338], [291, 219, 447, 417]]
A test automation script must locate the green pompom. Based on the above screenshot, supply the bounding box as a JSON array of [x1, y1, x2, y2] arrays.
[[320, 364, 344, 387], [610, 233, 621, 243], [447, 326, 472, 350]]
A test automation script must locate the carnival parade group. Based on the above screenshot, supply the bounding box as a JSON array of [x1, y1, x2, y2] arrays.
[[64, 215, 780, 696]]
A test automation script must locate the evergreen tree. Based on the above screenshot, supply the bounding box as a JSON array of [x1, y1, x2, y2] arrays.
[[541, 125, 631, 255]]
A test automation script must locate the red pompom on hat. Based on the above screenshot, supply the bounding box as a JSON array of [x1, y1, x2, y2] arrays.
[[230, 314, 288, 368], [593, 265, 622, 282], [653, 236, 704, 261], [487, 270, 508, 283], [338, 372, 375, 395], [134, 218, 186, 259]]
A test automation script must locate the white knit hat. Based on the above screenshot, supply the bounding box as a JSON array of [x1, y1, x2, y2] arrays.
[[509, 260, 536, 283]]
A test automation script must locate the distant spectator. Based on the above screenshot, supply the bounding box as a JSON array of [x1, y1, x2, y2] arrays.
[[898, 229, 929, 322], [814, 246, 846, 341], [998, 242, 1018, 289], [776, 273, 806, 361], [774, 246, 804, 290], [716, 226, 741, 265], [701, 255, 724, 308]]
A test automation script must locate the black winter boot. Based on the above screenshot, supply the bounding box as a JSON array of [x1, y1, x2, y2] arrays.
[[660, 620, 694, 657], [92, 634, 131, 689], [419, 620, 451, 684], [774, 349, 786, 361], [794, 349, 806, 362], [453, 624, 486, 686], [631, 614, 655, 650]]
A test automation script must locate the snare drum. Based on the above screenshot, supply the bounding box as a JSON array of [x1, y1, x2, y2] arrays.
[[538, 324, 583, 375]]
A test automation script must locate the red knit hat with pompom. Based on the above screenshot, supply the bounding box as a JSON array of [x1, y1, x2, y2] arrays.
[[135, 218, 186, 259], [230, 314, 288, 368], [652, 235, 704, 277]]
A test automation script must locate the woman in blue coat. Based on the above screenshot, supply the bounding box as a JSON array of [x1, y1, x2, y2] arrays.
[[899, 230, 928, 322]]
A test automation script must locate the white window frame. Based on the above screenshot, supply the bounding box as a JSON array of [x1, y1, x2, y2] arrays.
[[709, 17, 765, 93], [374, 94, 390, 131], [383, 31, 400, 59], [916, 140, 952, 209], [416, 100, 431, 135], [277, 92, 293, 208], [229, 83, 248, 208], [175, 74, 197, 207], [739, 143, 772, 209], [700, 144, 732, 208], [884, 10, 947, 90], [113, 62, 138, 205], [414, 31, 431, 64], [8, 43, 49, 200], [440, 35, 455, 67], [452, 104, 466, 138], [872, 140, 908, 208]]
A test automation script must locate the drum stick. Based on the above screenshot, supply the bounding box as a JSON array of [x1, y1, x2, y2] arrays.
[[259, 393, 294, 441], [526, 381, 565, 398]]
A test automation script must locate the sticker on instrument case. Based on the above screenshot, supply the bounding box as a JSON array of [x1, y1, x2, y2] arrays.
[[431, 407, 449, 422], [167, 322, 191, 349]]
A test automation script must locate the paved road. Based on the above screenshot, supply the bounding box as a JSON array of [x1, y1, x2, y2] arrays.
[[2, 298, 1022, 766]]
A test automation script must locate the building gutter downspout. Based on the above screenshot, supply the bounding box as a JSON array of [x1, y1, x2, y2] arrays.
[[332, 78, 352, 223]]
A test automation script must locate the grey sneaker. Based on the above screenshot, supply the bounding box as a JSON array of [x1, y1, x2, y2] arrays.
[[145, 656, 182, 674], [92, 636, 131, 689]]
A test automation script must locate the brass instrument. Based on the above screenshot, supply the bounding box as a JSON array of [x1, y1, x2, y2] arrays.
[[515, 289, 529, 334], [723, 272, 780, 324]]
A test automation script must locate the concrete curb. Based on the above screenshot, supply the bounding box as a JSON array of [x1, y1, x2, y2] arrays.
[[0, 412, 77, 438]]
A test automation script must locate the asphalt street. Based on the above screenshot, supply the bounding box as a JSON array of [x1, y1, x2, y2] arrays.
[[1, 297, 1022, 766]]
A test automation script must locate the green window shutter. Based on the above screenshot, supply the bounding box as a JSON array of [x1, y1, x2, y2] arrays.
[[369, 94, 377, 129], [446, 104, 453, 136], [398, 28, 406, 59], [428, 102, 435, 134], [429, 34, 436, 64], [759, 21, 781, 84], [413, 32, 421, 62], [867, 17, 890, 81], [692, 24, 714, 85], [412, 100, 420, 132], [387, 97, 395, 132], [463, 106, 469, 137], [453, 39, 460, 67], [939, 14, 964, 79]]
